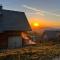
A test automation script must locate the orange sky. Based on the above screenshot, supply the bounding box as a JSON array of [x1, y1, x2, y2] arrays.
[[28, 17, 60, 30]]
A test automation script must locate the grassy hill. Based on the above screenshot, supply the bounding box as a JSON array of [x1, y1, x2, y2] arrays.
[[0, 43, 60, 60]]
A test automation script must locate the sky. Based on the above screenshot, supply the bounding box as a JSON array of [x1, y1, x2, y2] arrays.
[[0, 0, 60, 29]]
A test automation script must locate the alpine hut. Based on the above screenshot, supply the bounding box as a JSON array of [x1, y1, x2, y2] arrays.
[[0, 5, 31, 49]]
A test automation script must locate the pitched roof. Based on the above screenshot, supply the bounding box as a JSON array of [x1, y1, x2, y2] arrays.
[[42, 30, 60, 38], [0, 9, 31, 32]]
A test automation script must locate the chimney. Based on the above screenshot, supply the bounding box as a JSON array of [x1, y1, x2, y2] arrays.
[[0, 5, 3, 16]]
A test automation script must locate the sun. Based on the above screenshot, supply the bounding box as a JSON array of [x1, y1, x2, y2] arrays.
[[30, 22, 40, 30], [33, 22, 40, 27]]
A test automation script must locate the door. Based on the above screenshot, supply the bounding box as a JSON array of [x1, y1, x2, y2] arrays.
[[8, 36, 22, 48]]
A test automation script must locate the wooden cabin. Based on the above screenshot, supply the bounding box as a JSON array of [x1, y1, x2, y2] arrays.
[[42, 29, 60, 41], [0, 6, 31, 49]]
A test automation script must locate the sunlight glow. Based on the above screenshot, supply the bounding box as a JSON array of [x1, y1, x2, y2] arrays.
[[33, 22, 39, 27], [28, 17, 60, 30]]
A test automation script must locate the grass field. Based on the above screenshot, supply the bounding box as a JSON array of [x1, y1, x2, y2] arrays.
[[0, 43, 60, 60]]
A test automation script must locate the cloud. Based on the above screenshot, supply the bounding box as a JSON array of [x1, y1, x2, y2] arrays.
[[22, 5, 41, 12], [22, 5, 44, 16], [22, 4, 60, 17], [26, 12, 44, 16]]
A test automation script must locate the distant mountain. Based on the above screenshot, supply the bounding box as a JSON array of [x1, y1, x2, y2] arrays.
[[32, 26, 60, 34], [44, 27, 60, 31]]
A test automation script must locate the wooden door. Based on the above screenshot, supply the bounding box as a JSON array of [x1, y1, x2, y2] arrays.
[[8, 36, 22, 48]]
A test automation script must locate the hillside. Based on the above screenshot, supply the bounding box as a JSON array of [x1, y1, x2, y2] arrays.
[[0, 43, 60, 60]]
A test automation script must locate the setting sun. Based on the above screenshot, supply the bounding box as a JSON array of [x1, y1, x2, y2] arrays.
[[30, 22, 41, 30], [33, 22, 40, 27]]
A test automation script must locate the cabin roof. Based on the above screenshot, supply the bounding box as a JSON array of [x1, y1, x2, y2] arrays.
[[0, 8, 31, 32], [42, 30, 60, 38]]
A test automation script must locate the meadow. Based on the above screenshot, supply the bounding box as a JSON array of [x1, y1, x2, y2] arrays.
[[0, 43, 60, 60]]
